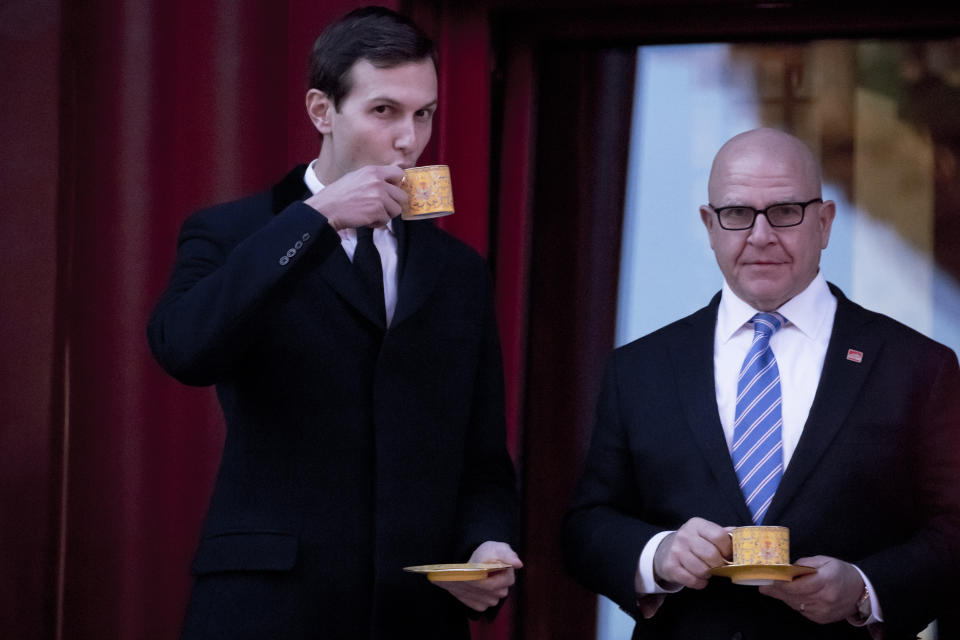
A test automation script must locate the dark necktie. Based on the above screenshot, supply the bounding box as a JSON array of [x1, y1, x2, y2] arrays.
[[354, 227, 386, 325], [731, 312, 785, 524]]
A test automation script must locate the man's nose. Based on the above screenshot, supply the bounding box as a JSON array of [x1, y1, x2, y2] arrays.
[[747, 212, 777, 243], [394, 118, 416, 151]]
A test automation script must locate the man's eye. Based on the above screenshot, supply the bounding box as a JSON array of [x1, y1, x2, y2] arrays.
[[373, 105, 391, 114]]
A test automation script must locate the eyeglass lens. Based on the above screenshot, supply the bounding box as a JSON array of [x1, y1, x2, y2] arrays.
[[720, 204, 803, 229]]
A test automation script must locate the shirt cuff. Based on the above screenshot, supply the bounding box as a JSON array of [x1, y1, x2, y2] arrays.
[[635, 530, 684, 595], [848, 565, 884, 626]]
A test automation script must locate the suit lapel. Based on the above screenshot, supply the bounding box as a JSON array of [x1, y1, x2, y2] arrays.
[[318, 247, 388, 329], [390, 218, 447, 328], [672, 293, 755, 524], [765, 285, 880, 523]]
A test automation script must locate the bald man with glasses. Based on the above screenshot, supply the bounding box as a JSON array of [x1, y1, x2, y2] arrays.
[[563, 128, 960, 640]]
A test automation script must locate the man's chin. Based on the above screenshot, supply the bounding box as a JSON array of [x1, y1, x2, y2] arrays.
[[736, 283, 793, 311]]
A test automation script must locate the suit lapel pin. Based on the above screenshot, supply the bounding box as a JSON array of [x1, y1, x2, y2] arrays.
[[846, 348, 863, 363]]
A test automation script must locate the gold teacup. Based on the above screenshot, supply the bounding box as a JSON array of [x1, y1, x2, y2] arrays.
[[711, 525, 815, 584], [400, 164, 455, 220], [730, 525, 790, 566]]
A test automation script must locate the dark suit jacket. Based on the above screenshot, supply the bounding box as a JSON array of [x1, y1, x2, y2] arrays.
[[563, 285, 960, 640], [148, 166, 518, 639]]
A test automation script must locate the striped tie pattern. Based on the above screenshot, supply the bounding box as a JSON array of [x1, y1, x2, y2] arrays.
[[732, 312, 784, 524]]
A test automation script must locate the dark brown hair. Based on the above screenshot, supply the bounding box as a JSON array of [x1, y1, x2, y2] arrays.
[[307, 6, 436, 109]]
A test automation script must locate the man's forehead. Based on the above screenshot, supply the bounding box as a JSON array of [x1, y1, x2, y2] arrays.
[[709, 150, 818, 201], [348, 57, 437, 82], [345, 57, 437, 101], [714, 131, 817, 176]]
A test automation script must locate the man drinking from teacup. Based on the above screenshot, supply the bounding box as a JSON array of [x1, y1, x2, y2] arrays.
[[148, 7, 520, 638], [563, 128, 960, 639]]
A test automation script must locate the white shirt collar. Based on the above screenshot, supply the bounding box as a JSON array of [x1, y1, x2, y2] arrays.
[[304, 158, 324, 195], [717, 272, 834, 343]]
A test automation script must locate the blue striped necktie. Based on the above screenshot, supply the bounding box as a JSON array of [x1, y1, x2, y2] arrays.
[[732, 312, 785, 524]]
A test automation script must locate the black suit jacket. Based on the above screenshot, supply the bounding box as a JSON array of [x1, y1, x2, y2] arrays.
[[563, 285, 960, 640], [148, 166, 518, 639]]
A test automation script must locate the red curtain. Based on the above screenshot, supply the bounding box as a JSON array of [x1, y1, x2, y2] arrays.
[[519, 46, 636, 639], [0, 1, 62, 636]]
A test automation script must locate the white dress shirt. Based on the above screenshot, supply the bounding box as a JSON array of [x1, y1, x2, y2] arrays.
[[635, 274, 882, 625], [304, 159, 399, 326]]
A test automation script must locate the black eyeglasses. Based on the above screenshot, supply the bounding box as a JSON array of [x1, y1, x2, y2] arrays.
[[709, 198, 822, 230]]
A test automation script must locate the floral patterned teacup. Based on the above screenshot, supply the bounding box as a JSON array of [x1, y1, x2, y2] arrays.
[[730, 525, 789, 566], [400, 165, 455, 220]]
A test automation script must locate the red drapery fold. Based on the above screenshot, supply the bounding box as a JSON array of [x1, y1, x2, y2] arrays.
[[0, 2, 61, 636]]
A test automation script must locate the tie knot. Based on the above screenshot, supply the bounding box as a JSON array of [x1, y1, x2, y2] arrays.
[[751, 312, 783, 337], [357, 226, 374, 240]]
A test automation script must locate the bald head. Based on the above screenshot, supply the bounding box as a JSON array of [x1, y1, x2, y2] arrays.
[[708, 128, 822, 205], [700, 127, 835, 311]]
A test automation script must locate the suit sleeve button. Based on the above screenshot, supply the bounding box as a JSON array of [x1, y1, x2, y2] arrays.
[[279, 256, 290, 265]]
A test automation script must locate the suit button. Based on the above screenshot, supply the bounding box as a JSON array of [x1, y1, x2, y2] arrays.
[[279, 256, 290, 265], [294, 240, 303, 249], [286, 248, 296, 257], [302, 232, 310, 241]]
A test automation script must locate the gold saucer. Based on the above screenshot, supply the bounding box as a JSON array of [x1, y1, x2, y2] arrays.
[[710, 563, 816, 586], [403, 562, 513, 582]]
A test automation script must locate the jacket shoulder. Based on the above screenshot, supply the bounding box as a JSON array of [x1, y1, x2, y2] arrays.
[[419, 221, 483, 256], [405, 220, 491, 280], [614, 299, 717, 359], [181, 166, 309, 241], [833, 287, 957, 361]]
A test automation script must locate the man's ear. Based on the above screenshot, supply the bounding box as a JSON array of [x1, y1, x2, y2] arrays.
[[817, 199, 836, 250], [306, 89, 334, 135], [700, 205, 717, 249]]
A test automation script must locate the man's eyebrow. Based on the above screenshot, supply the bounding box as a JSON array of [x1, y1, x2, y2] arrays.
[[365, 96, 438, 110]]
